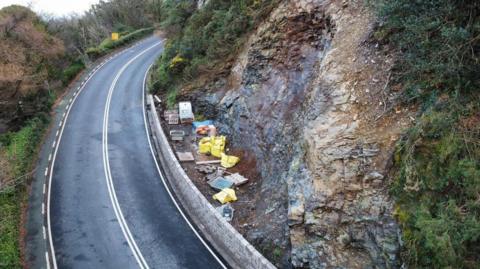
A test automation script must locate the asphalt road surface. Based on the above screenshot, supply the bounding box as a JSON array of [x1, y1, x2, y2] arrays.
[[48, 36, 225, 269]]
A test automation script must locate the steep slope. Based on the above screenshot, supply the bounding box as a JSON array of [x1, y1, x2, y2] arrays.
[[177, 0, 413, 267], [0, 5, 66, 133]]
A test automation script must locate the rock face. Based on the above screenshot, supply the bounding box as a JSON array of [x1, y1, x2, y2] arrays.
[[187, 0, 413, 268]]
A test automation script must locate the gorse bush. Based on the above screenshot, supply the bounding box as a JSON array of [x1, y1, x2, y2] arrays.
[[374, 0, 480, 268], [151, 0, 279, 99]]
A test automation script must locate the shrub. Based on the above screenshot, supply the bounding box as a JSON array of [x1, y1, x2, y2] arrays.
[[373, 0, 479, 103], [86, 27, 154, 60], [151, 0, 280, 95], [373, 0, 480, 268], [62, 60, 85, 85]]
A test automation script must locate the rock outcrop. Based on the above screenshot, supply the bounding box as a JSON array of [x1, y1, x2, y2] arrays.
[[186, 0, 415, 267]]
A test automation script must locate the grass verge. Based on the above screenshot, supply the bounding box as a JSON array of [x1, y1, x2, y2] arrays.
[[0, 117, 49, 268]]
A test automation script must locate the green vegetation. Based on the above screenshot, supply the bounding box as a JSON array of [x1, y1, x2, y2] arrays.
[[0, 117, 49, 268], [373, 0, 480, 268], [151, 0, 279, 100], [86, 27, 155, 59], [62, 60, 86, 85]]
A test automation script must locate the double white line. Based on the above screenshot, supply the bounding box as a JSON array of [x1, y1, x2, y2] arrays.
[[46, 49, 126, 269], [47, 39, 226, 269], [102, 42, 162, 269], [46, 41, 159, 269]]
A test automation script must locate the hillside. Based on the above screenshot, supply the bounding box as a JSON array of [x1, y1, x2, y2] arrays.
[[0, 5, 65, 133], [150, 0, 479, 268]]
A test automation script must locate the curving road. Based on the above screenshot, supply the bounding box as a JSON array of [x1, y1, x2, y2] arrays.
[[48, 36, 225, 269]]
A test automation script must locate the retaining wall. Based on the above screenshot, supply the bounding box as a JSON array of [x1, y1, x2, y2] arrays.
[[146, 95, 276, 269]]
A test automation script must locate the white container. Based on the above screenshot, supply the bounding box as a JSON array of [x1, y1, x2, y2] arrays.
[[178, 101, 194, 123]]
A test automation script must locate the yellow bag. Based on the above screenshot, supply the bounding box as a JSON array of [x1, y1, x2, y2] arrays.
[[210, 136, 226, 158], [213, 188, 237, 204], [198, 137, 212, 154], [220, 153, 240, 168]]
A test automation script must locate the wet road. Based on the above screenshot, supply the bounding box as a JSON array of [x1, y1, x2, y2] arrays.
[[48, 36, 225, 269]]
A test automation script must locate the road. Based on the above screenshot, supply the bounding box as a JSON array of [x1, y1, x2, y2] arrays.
[[48, 36, 225, 269]]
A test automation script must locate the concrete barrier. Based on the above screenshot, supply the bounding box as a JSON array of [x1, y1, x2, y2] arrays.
[[146, 95, 276, 269]]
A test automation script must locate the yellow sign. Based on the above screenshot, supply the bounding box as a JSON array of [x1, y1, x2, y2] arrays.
[[111, 32, 119, 41]]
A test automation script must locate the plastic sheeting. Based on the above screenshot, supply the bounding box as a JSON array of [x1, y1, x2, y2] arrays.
[[208, 177, 234, 191], [213, 188, 237, 204], [192, 120, 213, 131], [220, 153, 240, 168], [198, 136, 226, 157]]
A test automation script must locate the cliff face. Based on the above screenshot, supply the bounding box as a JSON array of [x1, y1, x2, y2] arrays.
[[182, 0, 416, 267]]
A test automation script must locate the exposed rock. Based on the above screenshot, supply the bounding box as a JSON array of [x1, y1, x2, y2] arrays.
[[188, 0, 413, 268]]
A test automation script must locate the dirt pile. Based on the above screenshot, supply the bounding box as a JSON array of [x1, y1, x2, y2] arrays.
[[0, 5, 65, 133]]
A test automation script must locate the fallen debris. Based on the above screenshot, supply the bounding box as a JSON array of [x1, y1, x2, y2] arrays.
[[167, 114, 179, 125], [216, 203, 234, 222], [195, 165, 217, 174], [198, 136, 226, 157], [195, 160, 221, 165], [225, 173, 249, 186], [179, 102, 194, 123], [213, 188, 237, 204], [208, 177, 234, 191], [176, 151, 195, 162], [164, 110, 179, 125], [220, 153, 240, 168], [170, 130, 185, 141], [154, 95, 162, 104], [206, 167, 226, 181]]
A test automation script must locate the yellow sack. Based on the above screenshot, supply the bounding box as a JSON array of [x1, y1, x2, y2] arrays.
[[198, 137, 212, 154], [220, 153, 240, 168], [210, 136, 226, 158], [213, 188, 237, 204]]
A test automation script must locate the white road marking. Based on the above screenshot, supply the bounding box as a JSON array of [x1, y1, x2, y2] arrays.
[[102, 42, 162, 269], [43, 183, 46, 194], [45, 252, 50, 269], [43, 226, 47, 239], [46, 45, 124, 269], [42, 203, 45, 215], [48, 154, 52, 162], [141, 65, 227, 268]]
